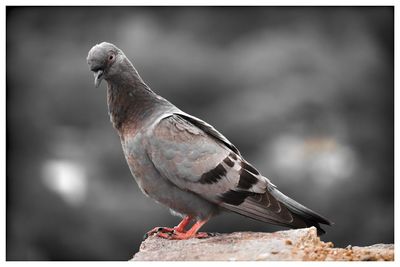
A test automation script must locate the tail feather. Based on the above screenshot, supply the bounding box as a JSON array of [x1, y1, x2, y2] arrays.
[[269, 187, 333, 235], [220, 187, 333, 235], [269, 187, 333, 226]]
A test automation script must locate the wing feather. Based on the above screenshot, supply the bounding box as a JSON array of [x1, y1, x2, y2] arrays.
[[147, 113, 268, 199]]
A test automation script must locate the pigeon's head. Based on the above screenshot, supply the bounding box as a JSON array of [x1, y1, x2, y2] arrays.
[[87, 42, 123, 87]]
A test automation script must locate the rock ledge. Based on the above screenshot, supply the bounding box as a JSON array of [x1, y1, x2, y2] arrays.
[[132, 227, 394, 261]]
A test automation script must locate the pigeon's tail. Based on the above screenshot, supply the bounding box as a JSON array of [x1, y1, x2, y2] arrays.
[[269, 187, 333, 235], [221, 186, 333, 236]]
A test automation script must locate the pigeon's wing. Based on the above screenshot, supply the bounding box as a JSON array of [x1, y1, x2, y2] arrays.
[[147, 113, 264, 195], [175, 112, 241, 156], [147, 113, 330, 231]]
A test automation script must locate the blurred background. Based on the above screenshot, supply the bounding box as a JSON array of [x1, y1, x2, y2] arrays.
[[6, 6, 393, 260]]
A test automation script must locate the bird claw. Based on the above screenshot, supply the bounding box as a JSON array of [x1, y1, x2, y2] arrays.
[[156, 231, 214, 240], [143, 226, 179, 240], [144, 219, 212, 240]]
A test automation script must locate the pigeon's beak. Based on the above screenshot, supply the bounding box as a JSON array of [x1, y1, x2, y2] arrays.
[[94, 70, 104, 88]]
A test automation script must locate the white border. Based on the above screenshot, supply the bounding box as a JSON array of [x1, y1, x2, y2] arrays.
[[1, 1, 398, 264], [1, 1, 399, 6]]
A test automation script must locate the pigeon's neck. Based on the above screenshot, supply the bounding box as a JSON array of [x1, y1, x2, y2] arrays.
[[106, 64, 169, 135], [106, 57, 149, 90]]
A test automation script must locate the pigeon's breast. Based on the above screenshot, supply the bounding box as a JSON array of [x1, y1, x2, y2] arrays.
[[120, 124, 168, 193], [121, 131, 150, 184]]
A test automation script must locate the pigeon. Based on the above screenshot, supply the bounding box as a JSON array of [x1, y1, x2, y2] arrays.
[[87, 42, 332, 240]]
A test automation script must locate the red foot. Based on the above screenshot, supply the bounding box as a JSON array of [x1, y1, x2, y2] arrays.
[[143, 227, 178, 240], [146, 227, 172, 235], [143, 216, 192, 240], [156, 231, 212, 240], [144, 217, 211, 240]]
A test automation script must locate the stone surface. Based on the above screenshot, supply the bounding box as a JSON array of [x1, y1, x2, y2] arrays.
[[132, 227, 394, 261]]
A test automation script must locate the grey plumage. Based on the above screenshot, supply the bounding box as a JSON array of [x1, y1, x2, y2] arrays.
[[87, 42, 332, 237]]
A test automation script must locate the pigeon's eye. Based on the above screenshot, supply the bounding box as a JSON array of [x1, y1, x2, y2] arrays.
[[109, 55, 114, 61]]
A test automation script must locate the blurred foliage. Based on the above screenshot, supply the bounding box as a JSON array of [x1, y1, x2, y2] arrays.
[[6, 7, 393, 260]]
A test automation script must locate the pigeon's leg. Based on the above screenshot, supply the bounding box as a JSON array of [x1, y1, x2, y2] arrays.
[[157, 218, 211, 240], [144, 216, 192, 239], [158, 216, 192, 233], [174, 216, 192, 232]]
